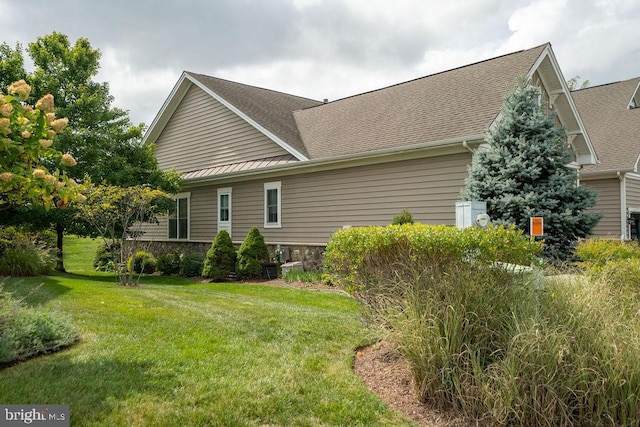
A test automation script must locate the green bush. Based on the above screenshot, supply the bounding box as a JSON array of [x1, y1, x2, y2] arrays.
[[202, 230, 236, 281], [156, 252, 181, 275], [0, 226, 55, 277], [391, 209, 414, 225], [236, 227, 269, 280], [93, 242, 121, 272], [127, 250, 157, 274], [0, 285, 79, 363], [575, 238, 640, 269], [326, 224, 640, 425], [180, 253, 205, 278]]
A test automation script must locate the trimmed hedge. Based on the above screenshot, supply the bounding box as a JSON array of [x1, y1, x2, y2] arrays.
[[128, 250, 157, 274], [157, 252, 181, 275], [325, 223, 542, 292]]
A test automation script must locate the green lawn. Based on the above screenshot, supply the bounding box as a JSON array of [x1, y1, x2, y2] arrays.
[[0, 237, 411, 426]]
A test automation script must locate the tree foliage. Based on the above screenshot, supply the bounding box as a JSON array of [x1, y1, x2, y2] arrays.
[[461, 79, 601, 260], [0, 79, 83, 210], [202, 230, 236, 281], [75, 185, 172, 285], [236, 227, 269, 280], [0, 32, 181, 271]]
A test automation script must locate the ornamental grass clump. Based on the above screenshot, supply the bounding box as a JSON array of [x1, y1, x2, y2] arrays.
[[325, 223, 640, 425]]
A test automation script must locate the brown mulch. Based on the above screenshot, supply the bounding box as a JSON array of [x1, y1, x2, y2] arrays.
[[354, 340, 472, 427], [259, 280, 473, 426]]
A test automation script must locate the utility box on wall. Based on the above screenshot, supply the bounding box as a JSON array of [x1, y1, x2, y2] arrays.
[[455, 201, 487, 229]]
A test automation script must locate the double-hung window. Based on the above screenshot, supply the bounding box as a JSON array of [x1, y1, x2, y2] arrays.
[[169, 193, 190, 239], [217, 187, 232, 235], [264, 182, 281, 228]]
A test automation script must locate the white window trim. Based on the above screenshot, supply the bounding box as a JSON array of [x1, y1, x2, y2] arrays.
[[264, 181, 282, 228], [217, 187, 232, 236], [168, 192, 190, 240]]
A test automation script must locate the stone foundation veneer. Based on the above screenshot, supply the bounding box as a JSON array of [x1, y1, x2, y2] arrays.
[[126, 241, 326, 272]]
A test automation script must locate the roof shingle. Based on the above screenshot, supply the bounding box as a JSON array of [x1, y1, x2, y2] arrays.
[[572, 77, 640, 173]]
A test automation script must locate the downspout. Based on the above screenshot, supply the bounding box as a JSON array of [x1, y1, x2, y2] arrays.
[[462, 140, 475, 154], [618, 172, 628, 240]]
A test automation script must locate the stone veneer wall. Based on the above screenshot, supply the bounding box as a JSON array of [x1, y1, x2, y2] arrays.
[[125, 241, 326, 272]]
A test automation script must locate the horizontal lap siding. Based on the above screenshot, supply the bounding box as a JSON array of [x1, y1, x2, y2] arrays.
[[626, 176, 640, 211], [154, 85, 289, 173], [189, 153, 471, 244], [584, 178, 621, 238]]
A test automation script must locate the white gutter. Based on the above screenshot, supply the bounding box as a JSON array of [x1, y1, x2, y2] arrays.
[[183, 133, 486, 185]]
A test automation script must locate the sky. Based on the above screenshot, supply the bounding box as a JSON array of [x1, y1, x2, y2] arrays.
[[0, 0, 638, 127]]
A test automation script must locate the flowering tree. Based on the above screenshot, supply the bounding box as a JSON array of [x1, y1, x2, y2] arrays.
[[0, 79, 83, 211]]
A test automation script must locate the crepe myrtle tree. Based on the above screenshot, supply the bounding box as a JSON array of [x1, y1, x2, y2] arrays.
[[0, 79, 83, 211], [461, 78, 601, 261]]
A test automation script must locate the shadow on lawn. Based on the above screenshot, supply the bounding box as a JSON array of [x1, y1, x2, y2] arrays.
[[0, 352, 176, 425]]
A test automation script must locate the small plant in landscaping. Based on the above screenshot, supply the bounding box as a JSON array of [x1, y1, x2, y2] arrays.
[[180, 253, 205, 278], [156, 251, 181, 275], [93, 241, 121, 272], [391, 209, 414, 225], [127, 250, 157, 274], [283, 269, 325, 284], [0, 227, 55, 277], [202, 230, 236, 281], [0, 284, 79, 364], [236, 227, 269, 280]]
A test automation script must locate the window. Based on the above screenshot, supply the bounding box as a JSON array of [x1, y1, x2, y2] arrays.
[[217, 187, 232, 235], [264, 182, 281, 228], [169, 193, 190, 239]]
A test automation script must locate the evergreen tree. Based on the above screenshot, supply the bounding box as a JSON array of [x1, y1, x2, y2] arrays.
[[461, 79, 601, 260]]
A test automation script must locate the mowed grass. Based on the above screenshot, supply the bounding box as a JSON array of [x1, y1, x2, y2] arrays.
[[0, 237, 410, 426]]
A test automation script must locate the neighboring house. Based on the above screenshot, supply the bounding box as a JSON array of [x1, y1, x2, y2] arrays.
[[140, 43, 598, 269], [573, 77, 640, 240]]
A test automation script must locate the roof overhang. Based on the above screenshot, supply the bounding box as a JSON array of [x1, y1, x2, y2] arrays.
[[490, 44, 599, 166], [181, 134, 484, 187], [142, 72, 309, 161]]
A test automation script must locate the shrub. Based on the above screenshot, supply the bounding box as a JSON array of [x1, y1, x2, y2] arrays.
[[93, 241, 121, 272], [180, 253, 205, 278], [127, 250, 157, 274], [236, 227, 269, 280], [326, 223, 640, 425], [202, 230, 236, 281], [0, 227, 55, 276], [391, 209, 414, 225], [575, 238, 640, 270], [0, 285, 79, 363], [156, 252, 181, 275]]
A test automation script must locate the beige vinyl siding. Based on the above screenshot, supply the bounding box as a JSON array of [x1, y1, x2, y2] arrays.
[[154, 85, 290, 173], [189, 153, 471, 244], [626, 176, 640, 211], [138, 217, 169, 241], [584, 178, 621, 238]]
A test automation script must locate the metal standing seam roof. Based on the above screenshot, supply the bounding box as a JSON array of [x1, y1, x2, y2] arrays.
[[181, 154, 299, 181], [572, 77, 640, 173]]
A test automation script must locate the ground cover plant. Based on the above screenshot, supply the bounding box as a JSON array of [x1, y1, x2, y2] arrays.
[[327, 224, 640, 426], [0, 236, 410, 426]]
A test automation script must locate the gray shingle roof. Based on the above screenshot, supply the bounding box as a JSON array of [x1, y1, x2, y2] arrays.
[[572, 77, 640, 173], [293, 44, 547, 159], [185, 72, 323, 159]]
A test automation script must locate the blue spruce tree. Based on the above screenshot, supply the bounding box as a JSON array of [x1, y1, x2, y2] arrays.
[[461, 79, 601, 261]]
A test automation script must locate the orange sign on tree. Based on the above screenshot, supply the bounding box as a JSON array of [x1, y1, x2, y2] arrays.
[[530, 217, 544, 237]]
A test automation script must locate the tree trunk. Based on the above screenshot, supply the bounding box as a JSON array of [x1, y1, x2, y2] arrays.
[[56, 221, 66, 272]]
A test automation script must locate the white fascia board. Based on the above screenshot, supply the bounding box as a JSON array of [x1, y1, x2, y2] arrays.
[[628, 80, 640, 109], [185, 74, 309, 161], [540, 46, 598, 165], [142, 72, 191, 146]]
